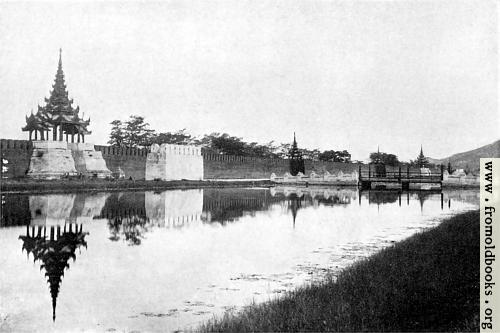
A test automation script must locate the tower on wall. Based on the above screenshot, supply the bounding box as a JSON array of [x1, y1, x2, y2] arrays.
[[289, 133, 305, 176], [22, 50, 111, 179], [146, 143, 204, 181], [22, 49, 91, 143]]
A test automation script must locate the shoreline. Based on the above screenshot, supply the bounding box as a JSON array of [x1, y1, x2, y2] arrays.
[[0, 178, 478, 194], [199, 210, 479, 332], [0, 179, 274, 195]]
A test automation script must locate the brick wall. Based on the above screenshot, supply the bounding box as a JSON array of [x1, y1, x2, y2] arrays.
[[0, 139, 33, 178], [1, 139, 360, 180], [94, 145, 148, 180], [202, 153, 289, 179]]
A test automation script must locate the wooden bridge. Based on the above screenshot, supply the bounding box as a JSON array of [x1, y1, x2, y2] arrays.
[[358, 165, 443, 190]]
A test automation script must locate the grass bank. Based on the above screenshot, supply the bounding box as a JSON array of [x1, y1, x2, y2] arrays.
[[0, 178, 273, 194], [200, 210, 479, 332]]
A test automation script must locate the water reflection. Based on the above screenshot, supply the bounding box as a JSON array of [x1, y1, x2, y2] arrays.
[[18, 223, 87, 321], [146, 190, 203, 228], [98, 192, 149, 245], [0, 187, 479, 330], [2, 188, 480, 231], [202, 189, 281, 224], [1, 194, 31, 226], [29, 193, 109, 225]]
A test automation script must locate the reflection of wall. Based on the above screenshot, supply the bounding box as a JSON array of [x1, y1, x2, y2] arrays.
[[145, 189, 203, 227], [367, 191, 400, 205], [1, 194, 31, 226], [98, 192, 147, 219], [28, 193, 110, 225], [270, 186, 357, 203], [442, 190, 479, 205], [30, 194, 76, 225], [69, 193, 110, 224], [202, 188, 283, 223]]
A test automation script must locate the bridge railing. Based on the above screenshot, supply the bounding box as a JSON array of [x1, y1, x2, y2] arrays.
[[358, 170, 442, 182]]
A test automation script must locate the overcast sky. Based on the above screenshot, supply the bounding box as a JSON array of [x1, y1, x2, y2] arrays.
[[0, 0, 498, 161]]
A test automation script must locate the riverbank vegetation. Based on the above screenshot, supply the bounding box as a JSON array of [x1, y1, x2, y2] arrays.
[[0, 178, 273, 194], [200, 210, 479, 332]]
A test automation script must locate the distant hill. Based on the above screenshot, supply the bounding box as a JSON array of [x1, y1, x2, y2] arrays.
[[428, 140, 500, 172]]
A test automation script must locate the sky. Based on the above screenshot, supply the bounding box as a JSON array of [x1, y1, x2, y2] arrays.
[[0, 0, 498, 161]]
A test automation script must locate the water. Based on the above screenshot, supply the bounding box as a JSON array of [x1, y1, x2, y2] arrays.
[[0, 187, 478, 332]]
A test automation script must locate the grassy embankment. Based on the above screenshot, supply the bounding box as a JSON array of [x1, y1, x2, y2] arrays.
[[200, 210, 479, 332], [0, 178, 273, 194]]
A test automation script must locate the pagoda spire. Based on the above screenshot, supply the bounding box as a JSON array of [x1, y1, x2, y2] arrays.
[[23, 49, 92, 141], [288, 132, 305, 176], [416, 145, 428, 168]]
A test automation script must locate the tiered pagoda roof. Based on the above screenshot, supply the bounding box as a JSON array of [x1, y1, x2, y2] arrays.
[[416, 145, 429, 168], [22, 109, 51, 132], [288, 133, 305, 176], [288, 132, 303, 160], [22, 49, 91, 140]]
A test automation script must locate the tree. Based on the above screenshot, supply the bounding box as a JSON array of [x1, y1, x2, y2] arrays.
[[209, 133, 247, 155], [150, 129, 193, 145], [108, 120, 125, 147], [123, 115, 154, 148], [300, 148, 320, 161], [276, 143, 292, 159], [319, 150, 351, 163], [447, 160, 454, 174], [369, 152, 399, 166]]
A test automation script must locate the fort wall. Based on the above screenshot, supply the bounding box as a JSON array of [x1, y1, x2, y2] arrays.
[[0, 139, 33, 178], [2, 139, 359, 180], [146, 144, 203, 181], [94, 145, 148, 180]]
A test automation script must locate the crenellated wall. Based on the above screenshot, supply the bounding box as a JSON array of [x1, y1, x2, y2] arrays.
[[0, 139, 33, 178], [202, 153, 289, 179], [201, 153, 359, 179], [2, 138, 359, 180], [94, 145, 148, 180]]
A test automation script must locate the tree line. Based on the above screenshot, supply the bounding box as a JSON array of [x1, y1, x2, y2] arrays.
[[108, 116, 445, 166], [108, 115, 352, 162]]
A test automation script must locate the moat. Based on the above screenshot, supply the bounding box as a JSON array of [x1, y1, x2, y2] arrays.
[[0, 187, 478, 332]]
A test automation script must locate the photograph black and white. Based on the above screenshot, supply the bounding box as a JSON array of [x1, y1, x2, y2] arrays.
[[1, 1, 499, 332]]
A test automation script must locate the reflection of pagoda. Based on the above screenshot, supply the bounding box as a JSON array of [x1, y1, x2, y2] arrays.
[[288, 193, 303, 227], [22, 49, 90, 143], [19, 223, 88, 321], [289, 133, 305, 176], [416, 191, 435, 212]]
